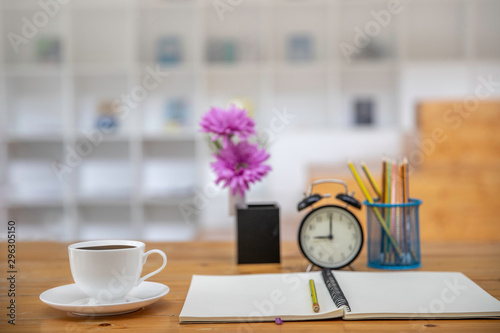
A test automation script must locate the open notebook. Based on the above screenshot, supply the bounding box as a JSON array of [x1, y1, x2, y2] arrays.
[[179, 270, 500, 323]]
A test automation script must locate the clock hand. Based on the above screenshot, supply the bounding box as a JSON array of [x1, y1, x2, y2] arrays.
[[328, 213, 333, 240], [314, 236, 331, 239]]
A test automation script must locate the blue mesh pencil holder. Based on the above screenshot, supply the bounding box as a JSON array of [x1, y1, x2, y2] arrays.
[[365, 199, 422, 270]]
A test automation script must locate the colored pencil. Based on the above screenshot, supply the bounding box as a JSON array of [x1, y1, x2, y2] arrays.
[[361, 162, 381, 199], [347, 161, 402, 256], [309, 279, 320, 313]]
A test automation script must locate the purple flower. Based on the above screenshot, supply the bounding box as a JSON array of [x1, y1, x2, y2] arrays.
[[200, 104, 255, 147], [211, 141, 271, 197]]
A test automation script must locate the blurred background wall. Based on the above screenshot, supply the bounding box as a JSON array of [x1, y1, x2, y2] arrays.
[[0, 0, 499, 242]]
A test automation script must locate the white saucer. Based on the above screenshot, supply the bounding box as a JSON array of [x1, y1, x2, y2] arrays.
[[40, 281, 169, 316]]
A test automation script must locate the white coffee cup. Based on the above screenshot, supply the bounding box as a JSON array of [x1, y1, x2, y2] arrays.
[[68, 240, 167, 304]]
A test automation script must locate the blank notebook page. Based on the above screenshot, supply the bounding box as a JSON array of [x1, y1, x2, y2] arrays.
[[334, 271, 500, 318], [180, 272, 343, 321]]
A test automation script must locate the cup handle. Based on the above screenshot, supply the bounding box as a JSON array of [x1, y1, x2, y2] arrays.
[[137, 249, 167, 286]]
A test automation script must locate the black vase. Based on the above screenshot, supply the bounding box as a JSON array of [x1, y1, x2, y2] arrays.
[[236, 203, 280, 264]]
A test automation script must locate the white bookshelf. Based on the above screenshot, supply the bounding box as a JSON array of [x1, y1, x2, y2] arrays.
[[1, 0, 499, 240]]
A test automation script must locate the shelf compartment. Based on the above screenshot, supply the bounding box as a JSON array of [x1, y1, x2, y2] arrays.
[[139, 71, 196, 135], [404, 0, 465, 61], [273, 4, 326, 63], [74, 74, 131, 136], [8, 207, 65, 240], [205, 70, 260, 118], [143, 205, 197, 241], [339, 68, 398, 128], [204, 3, 261, 65], [77, 142, 132, 199], [138, 5, 196, 66], [473, 0, 500, 60], [273, 68, 327, 129], [71, 8, 130, 65], [7, 142, 65, 202], [338, 0, 397, 63], [2, 7, 64, 65], [77, 205, 134, 240], [78, 162, 133, 199], [142, 141, 197, 201], [5, 76, 63, 135]]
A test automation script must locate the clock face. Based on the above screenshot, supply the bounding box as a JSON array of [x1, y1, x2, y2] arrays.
[[298, 205, 363, 269]]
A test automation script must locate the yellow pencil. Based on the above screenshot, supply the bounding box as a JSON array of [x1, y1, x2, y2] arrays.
[[361, 162, 381, 199], [347, 161, 403, 256], [309, 279, 320, 312]]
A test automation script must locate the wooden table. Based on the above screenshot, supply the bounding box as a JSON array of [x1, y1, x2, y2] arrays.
[[2, 241, 500, 332]]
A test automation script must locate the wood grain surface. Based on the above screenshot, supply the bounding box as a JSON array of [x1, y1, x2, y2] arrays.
[[1, 241, 499, 332]]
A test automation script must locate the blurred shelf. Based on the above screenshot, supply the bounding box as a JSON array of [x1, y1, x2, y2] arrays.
[[142, 130, 196, 142], [6, 196, 64, 208], [205, 63, 262, 76], [401, 59, 469, 68], [71, 63, 130, 76], [340, 60, 397, 73], [470, 60, 500, 68], [7, 133, 65, 143], [70, 0, 132, 10], [77, 195, 132, 206], [75, 132, 131, 143], [143, 197, 192, 206], [274, 62, 327, 73], [78, 223, 135, 241], [142, 190, 196, 206], [286, 127, 401, 136], [199, 0, 265, 9], [2, 1, 44, 10], [136, 63, 195, 76], [273, 0, 327, 9], [139, 0, 198, 10], [4, 64, 63, 77], [339, 0, 385, 8], [143, 222, 197, 241]]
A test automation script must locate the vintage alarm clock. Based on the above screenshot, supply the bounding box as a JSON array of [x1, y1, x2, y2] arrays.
[[297, 179, 363, 269]]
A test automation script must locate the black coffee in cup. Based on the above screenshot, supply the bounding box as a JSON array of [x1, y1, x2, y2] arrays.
[[76, 245, 137, 251]]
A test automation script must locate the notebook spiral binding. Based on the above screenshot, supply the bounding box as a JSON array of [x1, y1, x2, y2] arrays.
[[322, 269, 351, 312]]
